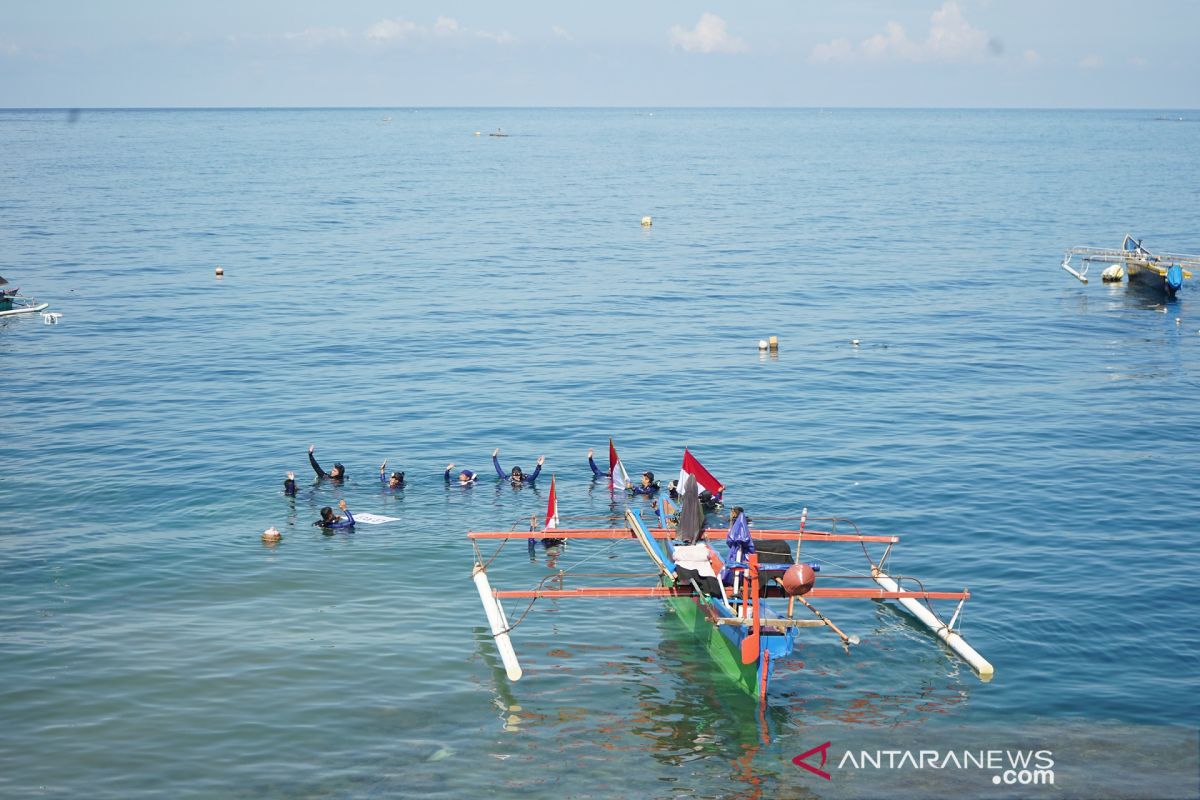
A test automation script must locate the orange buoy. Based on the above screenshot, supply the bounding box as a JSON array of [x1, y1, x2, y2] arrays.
[[781, 563, 816, 596]]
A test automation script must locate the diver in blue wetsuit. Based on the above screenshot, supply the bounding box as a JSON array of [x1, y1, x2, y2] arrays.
[[445, 464, 478, 485], [378, 459, 404, 490], [492, 448, 544, 485], [284, 471, 298, 496], [308, 445, 346, 482], [314, 499, 355, 530], [587, 448, 605, 479], [628, 471, 660, 496]]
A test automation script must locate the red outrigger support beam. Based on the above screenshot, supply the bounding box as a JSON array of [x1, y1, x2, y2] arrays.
[[468, 527, 899, 544], [492, 586, 970, 601]]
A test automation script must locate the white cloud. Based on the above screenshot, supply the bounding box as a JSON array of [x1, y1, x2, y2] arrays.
[[1128, 55, 1147, 68], [669, 13, 747, 54], [475, 29, 516, 45], [810, 1, 994, 64], [551, 25, 573, 41], [1079, 54, 1103, 69], [366, 18, 421, 42], [363, 16, 513, 45]]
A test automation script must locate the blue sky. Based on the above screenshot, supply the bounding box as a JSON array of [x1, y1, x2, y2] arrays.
[[2, 1, 1196, 107]]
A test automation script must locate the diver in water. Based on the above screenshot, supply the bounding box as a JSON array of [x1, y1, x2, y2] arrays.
[[492, 448, 544, 485], [308, 445, 346, 482], [627, 471, 660, 496], [445, 464, 477, 485], [283, 471, 297, 496], [587, 448, 605, 479], [314, 499, 355, 531], [379, 459, 405, 490]]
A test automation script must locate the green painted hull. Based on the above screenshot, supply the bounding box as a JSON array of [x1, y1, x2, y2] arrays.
[[666, 592, 761, 698]]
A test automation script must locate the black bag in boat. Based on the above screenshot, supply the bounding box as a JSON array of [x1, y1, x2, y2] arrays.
[[753, 538, 793, 588]]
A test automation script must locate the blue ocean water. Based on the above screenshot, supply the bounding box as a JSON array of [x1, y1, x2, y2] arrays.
[[1, 108, 1198, 799]]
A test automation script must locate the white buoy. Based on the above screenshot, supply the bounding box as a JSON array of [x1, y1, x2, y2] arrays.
[[1101, 263, 1125, 282], [758, 339, 768, 350], [261, 526, 281, 542], [641, 216, 653, 227], [872, 567, 993, 680], [215, 266, 224, 277], [473, 564, 523, 681], [851, 339, 860, 347]]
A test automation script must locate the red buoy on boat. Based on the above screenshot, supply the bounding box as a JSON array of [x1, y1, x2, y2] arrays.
[[781, 564, 816, 596]]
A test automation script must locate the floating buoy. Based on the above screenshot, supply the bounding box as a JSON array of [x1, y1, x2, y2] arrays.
[[474, 131, 481, 136], [758, 339, 768, 350], [781, 564, 816, 596], [768, 335, 778, 351], [1101, 263, 1124, 282], [262, 527, 281, 542], [641, 216, 653, 227], [851, 339, 860, 347], [215, 266, 224, 277]]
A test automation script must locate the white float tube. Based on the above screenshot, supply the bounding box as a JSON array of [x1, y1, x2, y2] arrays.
[[872, 567, 994, 681], [1061, 255, 1088, 284], [473, 564, 523, 681]]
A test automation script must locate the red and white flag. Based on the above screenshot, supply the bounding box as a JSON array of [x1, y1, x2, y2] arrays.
[[680, 448, 723, 500], [609, 438, 631, 492], [545, 475, 559, 529]]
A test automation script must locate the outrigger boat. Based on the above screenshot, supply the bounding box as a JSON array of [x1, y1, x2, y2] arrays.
[[1061, 234, 1199, 298], [470, 470, 993, 702], [0, 277, 49, 318]]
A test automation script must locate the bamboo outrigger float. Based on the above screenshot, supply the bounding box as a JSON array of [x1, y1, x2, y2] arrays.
[[1061, 234, 1199, 298], [470, 472, 993, 702]]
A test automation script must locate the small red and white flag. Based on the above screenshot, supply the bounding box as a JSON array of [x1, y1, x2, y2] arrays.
[[609, 438, 631, 492], [680, 448, 724, 500], [545, 475, 560, 530]]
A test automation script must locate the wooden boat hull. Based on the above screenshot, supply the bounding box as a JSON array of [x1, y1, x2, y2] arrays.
[[1126, 260, 1180, 297]]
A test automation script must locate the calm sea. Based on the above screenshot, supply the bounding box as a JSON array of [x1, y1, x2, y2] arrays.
[[1, 108, 1198, 799]]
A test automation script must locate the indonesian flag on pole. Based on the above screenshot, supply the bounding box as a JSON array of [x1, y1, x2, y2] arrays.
[[680, 448, 724, 501], [545, 475, 559, 530], [609, 438, 631, 492]]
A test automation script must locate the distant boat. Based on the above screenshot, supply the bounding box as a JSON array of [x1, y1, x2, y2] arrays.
[[0, 284, 49, 317], [1061, 234, 1198, 298], [488, 128, 508, 138]]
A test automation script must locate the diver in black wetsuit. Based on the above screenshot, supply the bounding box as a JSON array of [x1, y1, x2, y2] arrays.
[[309, 444, 346, 482], [492, 448, 544, 485], [284, 471, 298, 496]]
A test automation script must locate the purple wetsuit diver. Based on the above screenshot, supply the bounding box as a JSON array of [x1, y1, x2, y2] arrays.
[[379, 459, 405, 490], [314, 499, 355, 530], [586, 448, 658, 494], [492, 448, 544, 485], [308, 445, 346, 482], [445, 464, 478, 485]]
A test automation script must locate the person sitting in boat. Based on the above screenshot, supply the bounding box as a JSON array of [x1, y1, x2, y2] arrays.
[[492, 448, 544, 485], [308, 445, 346, 482], [283, 471, 298, 496], [627, 471, 660, 496], [445, 464, 477, 485], [378, 459, 404, 490], [314, 499, 354, 530]]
